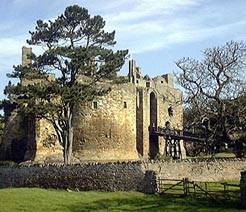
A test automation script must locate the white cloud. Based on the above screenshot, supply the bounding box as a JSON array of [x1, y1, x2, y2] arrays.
[[101, 0, 246, 55], [101, 0, 202, 54], [105, 0, 199, 23], [0, 38, 26, 57]]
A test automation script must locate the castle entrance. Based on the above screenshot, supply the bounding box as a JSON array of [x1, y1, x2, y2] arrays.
[[149, 92, 159, 159]]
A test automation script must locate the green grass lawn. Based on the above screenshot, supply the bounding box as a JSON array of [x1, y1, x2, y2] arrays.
[[0, 188, 242, 212], [186, 152, 236, 159]]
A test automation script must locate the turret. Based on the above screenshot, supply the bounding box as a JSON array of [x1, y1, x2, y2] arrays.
[[22, 46, 32, 67], [162, 74, 174, 87], [128, 59, 142, 84]]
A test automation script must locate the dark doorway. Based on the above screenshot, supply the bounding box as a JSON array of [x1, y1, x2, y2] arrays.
[[149, 92, 159, 159], [150, 92, 157, 127]]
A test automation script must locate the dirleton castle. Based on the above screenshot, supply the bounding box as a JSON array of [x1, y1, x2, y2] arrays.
[[0, 47, 184, 163]]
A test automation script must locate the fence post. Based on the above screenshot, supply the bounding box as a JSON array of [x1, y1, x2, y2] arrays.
[[240, 171, 246, 209], [183, 178, 189, 196], [223, 183, 229, 200], [205, 182, 208, 199], [194, 182, 197, 197]]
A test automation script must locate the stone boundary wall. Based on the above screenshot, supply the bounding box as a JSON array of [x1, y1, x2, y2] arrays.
[[0, 158, 246, 192], [0, 162, 157, 193], [146, 158, 246, 182]]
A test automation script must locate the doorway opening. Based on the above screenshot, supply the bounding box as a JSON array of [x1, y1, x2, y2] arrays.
[[149, 92, 159, 159]]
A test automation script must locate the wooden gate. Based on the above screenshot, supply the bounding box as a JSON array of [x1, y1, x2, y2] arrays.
[[158, 177, 240, 205]]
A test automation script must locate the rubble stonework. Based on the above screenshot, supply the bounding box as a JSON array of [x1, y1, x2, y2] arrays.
[[0, 47, 183, 163], [0, 159, 245, 191]]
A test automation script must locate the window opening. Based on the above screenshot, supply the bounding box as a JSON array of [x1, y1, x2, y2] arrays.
[[168, 106, 173, 117], [93, 101, 98, 109]]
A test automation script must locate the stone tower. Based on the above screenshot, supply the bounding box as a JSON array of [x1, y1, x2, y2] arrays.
[[70, 59, 183, 161]]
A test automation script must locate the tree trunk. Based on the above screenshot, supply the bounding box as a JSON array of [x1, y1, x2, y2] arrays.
[[67, 125, 73, 164], [63, 132, 73, 164], [63, 112, 74, 164]]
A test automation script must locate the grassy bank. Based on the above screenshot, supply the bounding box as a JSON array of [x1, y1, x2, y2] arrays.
[[0, 188, 241, 212]]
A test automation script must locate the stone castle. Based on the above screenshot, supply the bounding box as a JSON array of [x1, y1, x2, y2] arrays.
[[0, 47, 184, 163]]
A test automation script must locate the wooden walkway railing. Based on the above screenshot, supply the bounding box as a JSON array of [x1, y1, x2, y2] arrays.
[[150, 126, 207, 143]]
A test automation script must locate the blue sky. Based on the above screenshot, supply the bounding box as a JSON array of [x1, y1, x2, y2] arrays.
[[0, 0, 246, 102]]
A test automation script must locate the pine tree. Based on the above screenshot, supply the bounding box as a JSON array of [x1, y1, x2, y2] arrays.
[[5, 5, 128, 164]]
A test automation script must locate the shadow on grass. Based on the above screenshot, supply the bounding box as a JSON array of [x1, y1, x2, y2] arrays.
[[67, 194, 241, 212]]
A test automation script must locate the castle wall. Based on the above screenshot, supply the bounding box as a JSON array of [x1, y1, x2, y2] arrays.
[[31, 118, 63, 162], [73, 83, 139, 161]]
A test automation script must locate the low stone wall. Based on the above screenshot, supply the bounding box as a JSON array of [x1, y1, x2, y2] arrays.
[[0, 158, 246, 192], [146, 158, 246, 182], [0, 162, 149, 192]]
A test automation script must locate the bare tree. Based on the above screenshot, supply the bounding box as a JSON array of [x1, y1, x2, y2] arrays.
[[176, 41, 246, 152]]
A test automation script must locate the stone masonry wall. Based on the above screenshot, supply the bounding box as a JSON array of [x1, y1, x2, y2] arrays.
[[73, 83, 139, 162], [33, 118, 63, 163], [0, 162, 147, 192], [1, 159, 246, 192], [146, 158, 246, 181]]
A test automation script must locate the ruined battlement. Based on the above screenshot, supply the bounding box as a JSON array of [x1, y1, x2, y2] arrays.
[[128, 60, 174, 88], [22, 46, 32, 67]]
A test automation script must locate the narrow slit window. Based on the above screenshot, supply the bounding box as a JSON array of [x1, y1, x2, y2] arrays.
[[93, 101, 98, 109], [124, 101, 127, 108]]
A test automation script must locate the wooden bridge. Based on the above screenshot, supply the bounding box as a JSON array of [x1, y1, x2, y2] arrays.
[[150, 126, 207, 142], [149, 126, 208, 159]]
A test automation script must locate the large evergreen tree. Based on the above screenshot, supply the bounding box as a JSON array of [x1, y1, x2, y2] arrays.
[[5, 5, 128, 164]]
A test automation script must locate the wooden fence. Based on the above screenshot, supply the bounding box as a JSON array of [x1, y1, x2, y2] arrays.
[[158, 177, 240, 205]]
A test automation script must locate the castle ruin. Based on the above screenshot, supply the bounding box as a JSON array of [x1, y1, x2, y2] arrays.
[[0, 47, 184, 163]]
